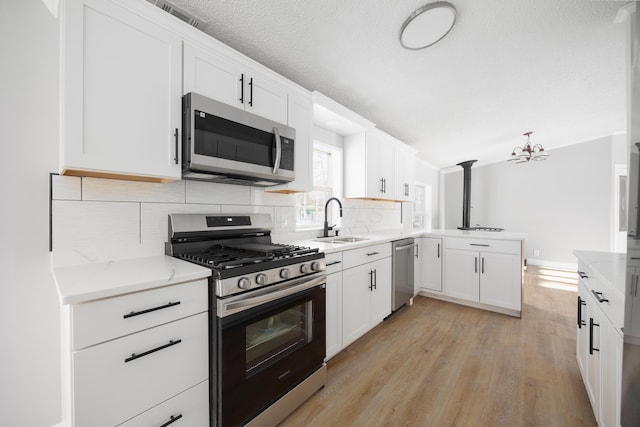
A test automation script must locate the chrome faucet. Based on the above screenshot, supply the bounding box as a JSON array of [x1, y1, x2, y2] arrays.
[[322, 197, 343, 238]]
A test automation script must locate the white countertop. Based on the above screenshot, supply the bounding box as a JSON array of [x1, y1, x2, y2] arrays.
[[289, 228, 527, 254], [52, 229, 526, 304], [573, 250, 626, 294], [52, 255, 211, 305]]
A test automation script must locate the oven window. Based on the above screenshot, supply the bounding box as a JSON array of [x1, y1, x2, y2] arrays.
[[246, 301, 313, 377]]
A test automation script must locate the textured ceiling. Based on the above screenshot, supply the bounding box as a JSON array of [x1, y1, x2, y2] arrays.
[[171, 0, 627, 169]]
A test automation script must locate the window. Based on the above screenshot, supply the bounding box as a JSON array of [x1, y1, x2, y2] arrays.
[[296, 142, 342, 229]]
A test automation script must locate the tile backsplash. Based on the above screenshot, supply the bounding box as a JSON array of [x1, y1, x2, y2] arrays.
[[51, 175, 403, 257]]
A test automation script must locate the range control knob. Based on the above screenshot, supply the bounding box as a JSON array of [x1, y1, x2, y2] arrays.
[[238, 277, 251, 290], [255, 273, 268, 286], [280, 268, 291, 279], [311, 261, 321, 272], [300, 264, 310, 274]]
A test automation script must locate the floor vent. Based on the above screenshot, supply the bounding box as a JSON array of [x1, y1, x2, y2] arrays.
[[147, 0, 202, 28]]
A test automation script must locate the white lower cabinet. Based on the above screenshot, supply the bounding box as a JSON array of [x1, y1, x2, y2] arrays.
[[414, 237, 443, 293], [120, 380, 210, 427], [443, 237, 522, 314], [62, 279, 209, 427], [600, 317, 623, 427], [575, 255, 624, 427], [342, 255, 392, 347], [576, 281, 588, 376]]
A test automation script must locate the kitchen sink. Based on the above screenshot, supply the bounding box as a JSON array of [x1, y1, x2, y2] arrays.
[[312, 236, 369, 244]]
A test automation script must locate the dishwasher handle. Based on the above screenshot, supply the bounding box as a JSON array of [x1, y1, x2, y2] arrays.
[[395, 243, 415, 251]]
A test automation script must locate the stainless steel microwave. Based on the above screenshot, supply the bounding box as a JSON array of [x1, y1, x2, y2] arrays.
[[182, 92, 295, 186]]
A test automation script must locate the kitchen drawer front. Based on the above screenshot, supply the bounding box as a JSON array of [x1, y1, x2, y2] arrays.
[[72, 279, 208, 350], [581, 269, 624, 333], [120, 380, 209, 427], [343, 243, 392, 270], [445, 237, 521, 255], [72, 312, 208, 427], [325, 251, 344, 274]]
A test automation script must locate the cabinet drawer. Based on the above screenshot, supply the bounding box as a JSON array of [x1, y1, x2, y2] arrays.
[[325, 252, 344, 274], [581, 270, 624, 334], [72, 279, 208, 350], [445, 237, 521, 255], [73, 312, 208, 427], [120, 380, 209, 427], [343, 243, 392, 270]]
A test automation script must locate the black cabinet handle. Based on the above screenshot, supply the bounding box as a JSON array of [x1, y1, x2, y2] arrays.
[[437, 243, 440, 258], [577, 296, 586, 328], [481, 257, 485, 274], [248, 77, 253, 106], [160, 414, 183, 427], [415, 243, 419, 258], [470, 243, 490, 247], [174, 128, 179, 164], [373, 269, 377, 290], [475, 257, 478, 273], [589, 318, 599, 355], [591, 290, 609, 303], [239, 73, 244, 103], [326, 261, 342, 266], [124, 301, 181, 319], [578, 271, 589, 279], [366, 251, 379, 256], [380, 178, 384, 193], [368, 270, 374, 291], [125, 339, 182, 363]]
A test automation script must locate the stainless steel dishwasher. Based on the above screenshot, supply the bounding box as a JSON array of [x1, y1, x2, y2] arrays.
[[392, 237, 415, 311]]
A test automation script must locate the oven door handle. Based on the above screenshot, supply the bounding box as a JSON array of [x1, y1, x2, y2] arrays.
[[218, 272, 326, 317]]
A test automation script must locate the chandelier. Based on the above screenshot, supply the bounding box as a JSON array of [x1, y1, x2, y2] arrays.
[[507, 131, 548, 163]]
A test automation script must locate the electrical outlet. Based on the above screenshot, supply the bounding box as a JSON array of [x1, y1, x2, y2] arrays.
[[533, 249, 540, 256]]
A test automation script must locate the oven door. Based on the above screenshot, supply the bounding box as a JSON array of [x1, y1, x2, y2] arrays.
[[216, 273, 326, 427]]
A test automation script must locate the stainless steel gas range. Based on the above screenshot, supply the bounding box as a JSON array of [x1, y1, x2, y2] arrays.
[[165, 213, 327, 427]]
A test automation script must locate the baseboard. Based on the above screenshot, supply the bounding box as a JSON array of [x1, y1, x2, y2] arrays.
[[417, 291, 521, 318], [526, 258, 577, 271]]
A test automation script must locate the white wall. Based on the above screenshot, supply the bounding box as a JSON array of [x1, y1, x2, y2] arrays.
[[444, 135, 625, 267], [1, 0, 61, 425]]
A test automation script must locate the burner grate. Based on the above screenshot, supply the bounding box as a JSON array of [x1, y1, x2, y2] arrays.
[[176, 243, 319, 270]]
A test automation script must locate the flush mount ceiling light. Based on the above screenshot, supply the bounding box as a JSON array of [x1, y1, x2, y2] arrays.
[[507, 131, 549, 163], [399, 2, 457, 50]]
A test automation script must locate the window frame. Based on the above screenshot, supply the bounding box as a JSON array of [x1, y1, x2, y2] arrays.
[[295, 141, 343, 231]]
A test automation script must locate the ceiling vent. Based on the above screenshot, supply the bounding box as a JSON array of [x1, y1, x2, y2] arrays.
[[146, 0, 202, 28]]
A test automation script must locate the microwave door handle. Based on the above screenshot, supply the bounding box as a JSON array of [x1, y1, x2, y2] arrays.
[[272, 127, 282, 174]]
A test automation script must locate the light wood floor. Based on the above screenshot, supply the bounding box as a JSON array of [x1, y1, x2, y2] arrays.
[[280, 266, 596, 427]]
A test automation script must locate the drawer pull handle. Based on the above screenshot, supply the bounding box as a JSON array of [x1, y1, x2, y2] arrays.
[[366, 251, 380, 256], [577, 296, 586, 328], [578, 271, 589, 279], [470, 243, 490, 247], [124, 301, 181, 319], [125, 339, 182, 363], [591, 290, 609, 303], [160, 414, 183, 427], [589, 318, 599, 355], [326, 261, 342, 266]]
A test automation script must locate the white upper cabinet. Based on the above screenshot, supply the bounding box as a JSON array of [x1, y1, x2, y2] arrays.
[[393, 143, 416, 202], [345, 128, 416, 201], [267, 89, 313, 193], [60, 0, 182, 181], [345, 128, 395, 200], [183, 41, 288, 125]]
